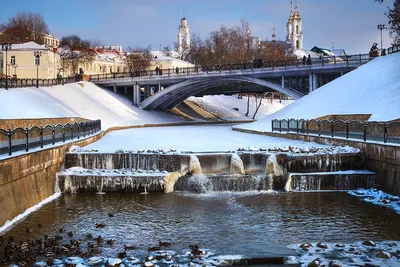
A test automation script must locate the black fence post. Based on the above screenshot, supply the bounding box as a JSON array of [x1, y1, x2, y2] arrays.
[[296, 119, 299, 133], [77, 125, 80, 139], [306, 120, 309, 135], [71, 126, 74, 140], [83, 124, 86, 137], [279, 120, 282, 132], [8, 129, 12, 156], [40, 126, 43, 148], [318, 121, 321, 136], [331, 121, 334, 137], [346, 122, 349, 139], [384, 123, 388, 143], [25, 128, 29, 152], [52, 128, 55, 145], [62, 126, 65, 142], [363, 123, 367, 141], [271, 119, 274, 132]]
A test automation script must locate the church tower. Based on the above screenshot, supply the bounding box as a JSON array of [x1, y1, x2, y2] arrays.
[[178, 16, 190, 54], [286, 0, 304, 52]]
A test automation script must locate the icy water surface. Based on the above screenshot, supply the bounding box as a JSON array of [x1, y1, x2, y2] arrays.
[[3, 191, 400, 260]]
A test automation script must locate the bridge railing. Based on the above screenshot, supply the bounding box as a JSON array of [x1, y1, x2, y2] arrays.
[[0, 119, 101, 156], [0, 76, 80, 89], [271, 118, 400, 144], [388, 44, 400, 54], [89, 53, 372, 82]]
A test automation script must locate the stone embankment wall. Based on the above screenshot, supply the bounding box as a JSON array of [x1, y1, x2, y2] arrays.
[[234, 128, 400, 195]]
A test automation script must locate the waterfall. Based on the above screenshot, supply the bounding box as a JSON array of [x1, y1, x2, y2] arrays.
[[189, 155, 202, 175], [230, 153, 245, 175], [265, 154, 285, 190], [285, 171, 375, 191], [63, 175, 77, 193], [164, 171, 183, 193]]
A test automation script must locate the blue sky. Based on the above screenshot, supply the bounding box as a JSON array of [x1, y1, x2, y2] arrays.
[[1, 0, 393, 54]]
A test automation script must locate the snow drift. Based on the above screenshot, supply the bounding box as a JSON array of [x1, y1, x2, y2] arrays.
[[238, 52, 400, 132]]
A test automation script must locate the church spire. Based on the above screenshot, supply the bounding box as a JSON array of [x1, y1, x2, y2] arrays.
[[290, 0, 293, 16], [295, 0, 298, 11]]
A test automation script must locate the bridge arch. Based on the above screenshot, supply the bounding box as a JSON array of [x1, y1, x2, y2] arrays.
[[140, 76, 304, 110]]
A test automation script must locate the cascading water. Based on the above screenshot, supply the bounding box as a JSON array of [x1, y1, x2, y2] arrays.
[[186, 155, 213, 193], [60, 151, 374, 193], [230, 153, 245, 175]]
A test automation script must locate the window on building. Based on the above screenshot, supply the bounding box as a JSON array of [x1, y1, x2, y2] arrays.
[[296, 40, 299, 49], [117, 66, 120, 73], [1, 60, 3, 68], [10, 56, 16, 65], [296, 25, 299, 34], [110, 66, 112, 73]]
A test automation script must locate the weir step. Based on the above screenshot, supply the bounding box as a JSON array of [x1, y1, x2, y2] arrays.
[[285, 170, 375, 192]]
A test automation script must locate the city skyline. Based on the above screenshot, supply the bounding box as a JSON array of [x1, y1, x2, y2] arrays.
[[2, 0, 394, 53]]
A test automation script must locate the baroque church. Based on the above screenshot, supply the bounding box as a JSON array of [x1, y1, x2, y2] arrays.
[[286, 0, 305, 57], [175, 0, 307, 58]]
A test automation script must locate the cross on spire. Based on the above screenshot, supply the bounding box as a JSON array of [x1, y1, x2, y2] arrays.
[[290, 0, 293, 15]]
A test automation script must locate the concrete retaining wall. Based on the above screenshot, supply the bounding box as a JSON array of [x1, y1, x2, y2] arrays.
[[233, 128, 400, 196]]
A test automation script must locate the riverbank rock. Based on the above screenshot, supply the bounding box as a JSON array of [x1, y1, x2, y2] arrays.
[[328, 260, 342, 267], [376, 250, 391, 259], [362, 240, 376, 247], [300, 243, 313, 251], [317, 242, 328, 249], [308, 258, 322, 267]]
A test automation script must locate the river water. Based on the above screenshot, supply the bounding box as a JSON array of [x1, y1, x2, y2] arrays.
[[2, 191, 400, 261]]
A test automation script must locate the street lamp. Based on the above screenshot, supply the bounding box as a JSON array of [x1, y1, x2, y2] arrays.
[[1, 43, 12, 90], [377, 24, 386, 51], [11, 64, 18, 78], [34, 51, 42, 88]]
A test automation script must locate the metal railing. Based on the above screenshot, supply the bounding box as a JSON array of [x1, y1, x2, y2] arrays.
[[89, 53, 372, 82], [388, 44, 400, 54], [0, 120, 101, 156], [271, 118, 400, 144], [0, 76, 82, 89]]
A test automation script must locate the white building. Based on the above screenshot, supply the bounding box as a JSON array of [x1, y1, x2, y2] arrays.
[[286, 0, 305, 57], [177, 16, 191, 55]]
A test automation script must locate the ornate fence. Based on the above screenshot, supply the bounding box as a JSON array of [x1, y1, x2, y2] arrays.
[[271, 119, 400, 144], [0, 76, 81, 89], [0, 120, 101, 156]]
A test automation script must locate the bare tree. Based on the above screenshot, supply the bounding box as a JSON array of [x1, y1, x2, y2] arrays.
[[126, 46, 153, 73], [59, 35, 95, 74], [375, 0, 400, 44], [0, 12, 49, 44]]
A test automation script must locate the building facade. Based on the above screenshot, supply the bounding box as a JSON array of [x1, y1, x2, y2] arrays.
[[0, 41, 61, 79]]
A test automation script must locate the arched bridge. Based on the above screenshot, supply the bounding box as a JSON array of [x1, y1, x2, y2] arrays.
[[90, 54, 372, 110], [139, 76, 304, 109]]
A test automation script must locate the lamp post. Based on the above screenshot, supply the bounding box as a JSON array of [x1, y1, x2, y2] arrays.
[[34, 51, 42, 88], [1, 43, 12, 90], [377, 24, 386, 51], [12, 64, 18, 78]]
